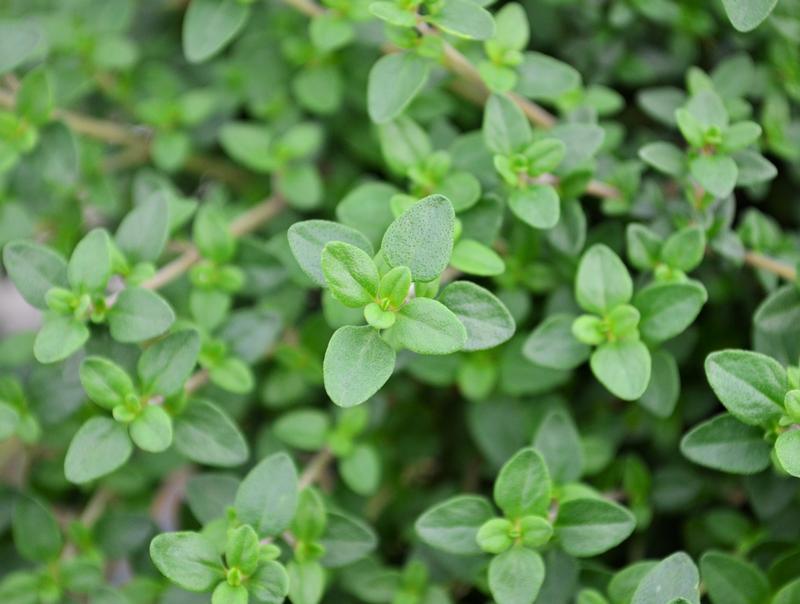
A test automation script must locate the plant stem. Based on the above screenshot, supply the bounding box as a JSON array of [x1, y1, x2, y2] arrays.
[[140, 195, 286, 291], [0, 87, 249, 186], [743, 250, 796, 281], [298, 447, 334, 490]]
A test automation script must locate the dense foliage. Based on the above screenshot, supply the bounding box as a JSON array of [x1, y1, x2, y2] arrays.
[[1, 0, 800, 602]]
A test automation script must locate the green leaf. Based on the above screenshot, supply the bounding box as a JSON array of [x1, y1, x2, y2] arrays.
[[16, 67, 52, 126], [774, 579, 800, 604], [115, 195, 169, 263], [721, 0, 777, 32], [65, 417, 133, 484], [680, 413, 771, 474], [381, 195, 455, 282], [288, 220, 374, 287], [690, 154, 738, 199], [700, 551, 770, 604], [735, 150, 777, 186], [631, 552, 700, 604], [704, 350, 787, 426], [590, 340, 651, 401], [34, 313, 90, 364], [340, 444, 381, 496], [130, 405, 173, 453], [250, 561, 291, 604], [494, 447, 551, 518], [287, 560, 325, 604], [79, 356, 135, 410], [555, 498, 635, 557], [138, 329, 201, 396], [0, 20, 43, 75], [775, 430, 800, 478], [336, 182, 398, 249], [438, 281, 515, 351], [186, 473, 239, 524], [212, 583, 247, 604], [492, 2, 529, 49], [108, 287, 175, 343], [378, 117, 432, 175], [638, 350, 680, 418], [367, 52, 430, 124], [0, 402, 19, 440], [2, 240, 68, 309], [12, 496, 62, 562], [415, 495, 494, 555], [194, 204, 235, 263], [509, 185, 560, 230], [550, 123, 605, 171], [428, 0, 495, 40], [309, 13, 354, 52], [68, 229, 111, 293], [324, 326, 396, 407], [634, 281, 707, 344], [524, 314, 589, 370], [516, 52, 581, 101], [320, 511, 378, 567], [149, 531, 224, 591], [218, 122, 274, 173], [483, 94, 531, 154], [575, 244, 633, 315], [174, 399, 248, 466], [182, 0, 250, 63], [321, 241, 380, 307], [450, 239, 505, 276], [488, 547, 545, 604], [661, 226, 705, 272], [639, 142, 685, 177], [273, 409, 330, 451], [390, 297, 467, 355], [626, 224, 663, 271], [235, 452, 298, 537], [532, 409, 583, 483]]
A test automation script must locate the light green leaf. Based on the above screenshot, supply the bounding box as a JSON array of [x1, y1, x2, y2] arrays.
[[704, 350, 787, 426], [130, 405, 173, 453], [79, 356, 135, 410], [149, 531, 224, 591], [273, 409, 330, 451], [532, 409, 583, 483], [555, 498, 635, 557], [34, 313, 89, 364], [509, 185, 560, 230], [590, 340, 651, 401], [287, 560, 325, 604], [323, 326, 396, 407], [319, 511, 378, 567], [68, 229, 111, 293], [429, 0, 495, 40], [367, 52, 430, 124], [631, 552, 700, 604], [321, 241, 380, 307], [483, 94, 531, 154], [288, 220, 374, 287], [219, 122, 274, 173], [381, 195, 455, 282], [12, 496, 62, 562], [250, 561, 290, 604], [115, 194, 169, 263], [516, 52, 581, 101], [575, 244, 633, 315], [65, 417, 133, 484], [494, 447, 551, 518], [634, 281, 707, 344], [489, 547, 545, 604], [390, 297, 467, 355], [138, 329, 201, 396], [721, 0, 777, 32], [174, 399, 248, 466], [438, 281, 515, 351], [182, 0, 250, 63], [680, 413, 771, 474], [775, 430, 800, 478], [700, 551, 770, 604], [639, 142, 685, 176], [690, 154, 737, 198], [235, 452, 298, 537], [340, 444, 381, 496], [523, 314, 589, 370], [415, 495, 494, 555], [2, 240, 68, 309], [108, 287, 175, 343], [661, 226, 705, 272], [450, 239, 505, 276]]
